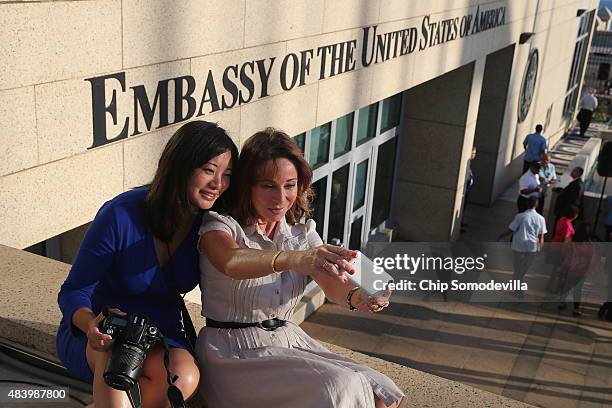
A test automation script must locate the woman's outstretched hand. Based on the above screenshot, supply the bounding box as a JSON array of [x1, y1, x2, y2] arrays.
[[295, 245, 358, 283], [86, 308, 126, 352], [351, 289, 391, 313]]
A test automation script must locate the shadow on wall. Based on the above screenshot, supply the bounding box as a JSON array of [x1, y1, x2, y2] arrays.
[[392, 1, 517, 241]]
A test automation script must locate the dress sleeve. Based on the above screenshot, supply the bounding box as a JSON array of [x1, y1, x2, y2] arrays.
[[57, 201, 119, 333], [198, 212, 239, 239], [305, 219, 324, 248], [508, 214, 521, 232]]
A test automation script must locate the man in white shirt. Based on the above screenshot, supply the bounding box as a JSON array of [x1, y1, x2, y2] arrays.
[[497, 197, 547, 297], [517, 162, 542, 213], [577, 88, 598, 137]]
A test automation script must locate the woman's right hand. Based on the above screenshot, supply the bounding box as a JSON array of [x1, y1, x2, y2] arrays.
[[295, 245, 357, 283], [86, 308, 126, 352]]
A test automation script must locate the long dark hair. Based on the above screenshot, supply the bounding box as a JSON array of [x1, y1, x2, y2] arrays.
[[144, 120, 238, 241], [230, 128, 313, 225]]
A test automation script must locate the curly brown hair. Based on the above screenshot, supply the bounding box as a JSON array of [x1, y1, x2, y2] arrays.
[[229, 128, 313, 225]]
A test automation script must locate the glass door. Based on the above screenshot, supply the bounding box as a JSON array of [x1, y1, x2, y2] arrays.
[[296, 93, 402, 249], [346, 141, 373, 250]]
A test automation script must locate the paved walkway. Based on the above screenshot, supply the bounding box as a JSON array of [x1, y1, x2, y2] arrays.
[[302, 198, 612, 407], [301, 127, 612, 408], [302, 295, 612, 407]]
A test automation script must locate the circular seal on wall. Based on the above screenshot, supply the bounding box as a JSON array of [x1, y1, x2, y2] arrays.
[[518, 49, 539, 123]]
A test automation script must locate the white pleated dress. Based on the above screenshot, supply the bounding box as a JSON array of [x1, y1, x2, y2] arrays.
[[196, 212, 405, 408]]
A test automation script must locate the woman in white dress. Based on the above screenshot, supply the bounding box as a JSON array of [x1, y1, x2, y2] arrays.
[[196, 128, 404, 408]]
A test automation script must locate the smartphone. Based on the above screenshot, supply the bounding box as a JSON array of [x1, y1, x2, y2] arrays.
[[341, 251, 394, 300]]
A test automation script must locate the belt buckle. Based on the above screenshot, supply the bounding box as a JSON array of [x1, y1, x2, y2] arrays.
[[257, 318, 284, 331]]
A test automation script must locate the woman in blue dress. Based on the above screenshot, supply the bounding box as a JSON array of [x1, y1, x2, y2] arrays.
[[56, 120, 238, 407]]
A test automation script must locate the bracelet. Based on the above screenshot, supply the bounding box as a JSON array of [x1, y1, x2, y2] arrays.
[[271, 250, 283, 273], [347, 287, 360, 311]]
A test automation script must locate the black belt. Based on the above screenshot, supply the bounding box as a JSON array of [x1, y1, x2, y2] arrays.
[[205, 317, 286, 331]]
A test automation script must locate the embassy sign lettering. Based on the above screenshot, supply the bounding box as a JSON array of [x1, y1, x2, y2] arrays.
[[87, 6, 506, 148]]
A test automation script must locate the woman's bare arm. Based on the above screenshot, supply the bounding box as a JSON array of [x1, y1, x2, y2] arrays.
[[200, 230, 356, 281]]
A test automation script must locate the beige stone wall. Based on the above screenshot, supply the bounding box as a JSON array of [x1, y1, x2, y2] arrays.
[[492, 0, 599, 198], [0, 0, 598, 248]]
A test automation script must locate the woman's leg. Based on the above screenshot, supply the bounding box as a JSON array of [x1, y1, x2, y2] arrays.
[[86, 344, 199, 408], [573, 278, 585, 313], [139, 345, 200, 408], [85, 345, 131, 408]]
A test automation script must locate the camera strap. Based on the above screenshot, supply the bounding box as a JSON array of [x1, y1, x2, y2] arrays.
[[176, 294, 198, 349], [158, 333, 187, 408], [163, 241, 197, 349], [125, 384, 142, 408]]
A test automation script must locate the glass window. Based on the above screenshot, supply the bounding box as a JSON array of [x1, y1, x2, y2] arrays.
[[353, 160, 368, 211], [311, 177, 327, 237], [356, 104, 378, 146], [370, 138, 397, 228], [598, 63, 610, 80], [349, 217, 363, 250], [327, 164, 349, 244], [334, 113, 353, 158], [293, 133, 305, 154], [563, 10, 595, 117], [380, 93, 402, 133], [309, 123, 331, 169]]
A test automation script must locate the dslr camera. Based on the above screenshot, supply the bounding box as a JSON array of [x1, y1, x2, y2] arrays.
[[98, 311, 158, 391]]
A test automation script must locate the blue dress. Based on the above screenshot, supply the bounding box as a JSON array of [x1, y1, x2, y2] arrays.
[[56, 188, 201, 383]]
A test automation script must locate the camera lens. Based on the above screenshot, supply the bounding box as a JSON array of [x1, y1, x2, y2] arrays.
[[104, 344, 146, 391]]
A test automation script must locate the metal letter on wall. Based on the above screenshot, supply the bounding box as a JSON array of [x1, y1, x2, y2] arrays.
[[518, 49, 539, 123]]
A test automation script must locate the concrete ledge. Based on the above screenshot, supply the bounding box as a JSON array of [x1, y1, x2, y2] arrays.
[[0, 244, 68, 359], [0, 244, 534, 407], [598, 129, 612, 143], [558, 137, 601, 188]]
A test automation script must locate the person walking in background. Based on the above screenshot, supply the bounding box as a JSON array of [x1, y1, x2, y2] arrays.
[[577, 88, 598, 137], [554, 167, 585, 227], [518, 162, 542, 213], [546, 205, 579, 293], [558, 223, 597, 317], [497, 197, 547, 298], [461, 146, 476, 233], [552, 205, 580, 244], [523, 124, 548, 174], [538, 153, 557, 215]]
